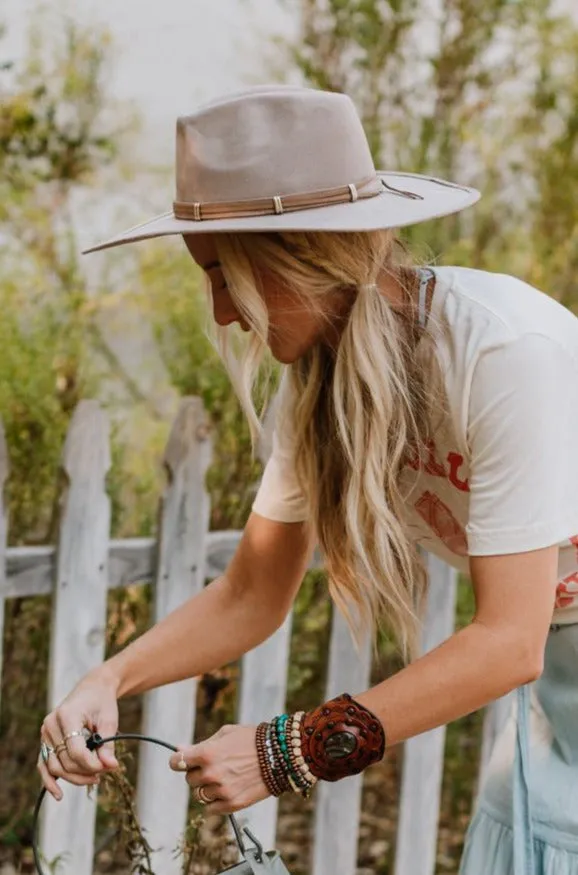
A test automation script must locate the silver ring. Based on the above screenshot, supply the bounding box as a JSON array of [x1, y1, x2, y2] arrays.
[[63, 728, 91, 743], [40, 741, 54, 764]]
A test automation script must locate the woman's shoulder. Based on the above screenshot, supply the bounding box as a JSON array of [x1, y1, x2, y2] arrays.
[[432, 265, 578, 357]]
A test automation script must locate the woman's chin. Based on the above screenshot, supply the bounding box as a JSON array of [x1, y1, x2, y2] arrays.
[[271, 347, 298, 364], [267, 331, 317, 364]]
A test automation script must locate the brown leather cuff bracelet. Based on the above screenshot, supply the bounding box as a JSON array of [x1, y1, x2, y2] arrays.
[[300, 693, 386, 782]]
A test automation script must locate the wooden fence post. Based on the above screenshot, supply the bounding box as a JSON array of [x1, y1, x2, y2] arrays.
[[136, 397, 212, 875], [312, 607, 372, 875], [394, 554, 458, 875], [0, 419, 8, 705], [236, 614, 293, 849], [39, 401, 111, 875]]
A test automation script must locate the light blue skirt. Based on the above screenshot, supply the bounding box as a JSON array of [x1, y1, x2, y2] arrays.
[[460, 624, 578, 875]]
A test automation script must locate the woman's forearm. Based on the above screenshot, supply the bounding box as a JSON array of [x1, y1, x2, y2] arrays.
[[356, 621, 542, 747], [97, 574, 283, 699]]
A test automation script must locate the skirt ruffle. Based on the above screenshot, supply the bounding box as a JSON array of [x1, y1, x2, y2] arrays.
[[460, 807, 578, 875]]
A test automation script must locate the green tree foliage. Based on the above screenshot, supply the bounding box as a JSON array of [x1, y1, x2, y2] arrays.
[[0, 21, 117, 194], [275, 0, 578, 308], [0, 14, 135, 543]]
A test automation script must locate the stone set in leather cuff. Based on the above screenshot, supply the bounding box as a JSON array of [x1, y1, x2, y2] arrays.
[[255, 692, 386, 798]]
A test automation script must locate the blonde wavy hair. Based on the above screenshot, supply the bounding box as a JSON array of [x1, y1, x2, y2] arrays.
[[210, 229, 450, 660]]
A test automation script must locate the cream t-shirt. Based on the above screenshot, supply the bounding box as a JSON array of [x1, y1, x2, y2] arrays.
[[252, 267, 578, 624]]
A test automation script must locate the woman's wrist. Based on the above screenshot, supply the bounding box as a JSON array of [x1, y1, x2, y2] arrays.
[[87, 659, 125, 698], [256, 692, 386, 798]]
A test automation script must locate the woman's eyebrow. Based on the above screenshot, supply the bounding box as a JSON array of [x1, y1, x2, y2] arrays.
[[202, 260, 221, 272]]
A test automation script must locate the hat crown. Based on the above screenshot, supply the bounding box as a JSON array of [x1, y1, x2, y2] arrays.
[[175, 86, 378, 205], [83, 85, 480, 255]]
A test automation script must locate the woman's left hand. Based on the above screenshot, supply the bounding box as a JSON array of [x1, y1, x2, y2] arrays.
[[168, 724, 271, 814]]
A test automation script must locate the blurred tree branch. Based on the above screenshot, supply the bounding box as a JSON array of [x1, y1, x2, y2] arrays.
[[275, 0, 578, 309], [0, 11, 149, 542]]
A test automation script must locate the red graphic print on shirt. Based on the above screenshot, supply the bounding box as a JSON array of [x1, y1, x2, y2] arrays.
[[415, 491, 468, 556], [447, 452, 470, 492], [556, 537, 578, 608], [405, 440, 470, 493], [556, 572, 578, 609]]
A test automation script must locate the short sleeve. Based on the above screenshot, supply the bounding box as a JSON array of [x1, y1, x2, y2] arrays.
[[466, 333, 578, 555], [251, 385, 309, 523]]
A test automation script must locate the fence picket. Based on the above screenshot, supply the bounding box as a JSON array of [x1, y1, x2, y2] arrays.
[[39, 401, 111, 875], [0, 419, 8, 711], [394, 554, 458, 875], [312, 607, 372, 875], [136, 397, 212, 875], [237, 614, 293, 849]]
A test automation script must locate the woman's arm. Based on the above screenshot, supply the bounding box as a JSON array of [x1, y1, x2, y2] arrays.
[[355, 544, 558, 745], [38, 513, 314, 799], [99, 512, 315, 698], [165, 545, 560, 816]]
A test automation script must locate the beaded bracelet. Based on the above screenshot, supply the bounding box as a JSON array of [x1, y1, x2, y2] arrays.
[[285, 713, 314, 794], [255, 693, 385, 799], [291, 711, 317, 787], [266, 722, 291, 794], [255, 722, 284, 797], [274, 715, 303, 789]]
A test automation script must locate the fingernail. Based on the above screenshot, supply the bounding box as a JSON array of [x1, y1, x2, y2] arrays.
[[55, 791, 63, 801]]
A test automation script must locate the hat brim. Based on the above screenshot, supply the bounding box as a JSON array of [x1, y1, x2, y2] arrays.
[[82, 171, 480, 254]]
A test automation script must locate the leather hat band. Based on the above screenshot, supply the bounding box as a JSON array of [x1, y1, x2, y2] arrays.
[[172, 174, 390, 222]]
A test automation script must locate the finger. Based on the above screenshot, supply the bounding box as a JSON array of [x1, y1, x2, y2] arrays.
[[54, 735, 103, 776], [43, 750, 102, 786], [54, 714, 103, 774], [41, 718, 66, 763], [40, 727, 97, 784], [41, 715, 60, 747], [202, 798, 237, 816], [37, 757, 64, 801], [191, 783, 223, 806], [184, 766, 203, 786], [185, 768, 214, 790], [168, 744, 208, 772], [52, 769, 101, 789], [37, 757, 100, 798], [90, 717, 119, 770]]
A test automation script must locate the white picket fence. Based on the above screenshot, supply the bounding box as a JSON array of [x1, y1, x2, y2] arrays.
[[0, 398, 512, 875]]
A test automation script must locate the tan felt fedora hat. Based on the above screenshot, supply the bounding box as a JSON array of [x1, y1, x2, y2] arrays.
[[84, 85, 481, 254]]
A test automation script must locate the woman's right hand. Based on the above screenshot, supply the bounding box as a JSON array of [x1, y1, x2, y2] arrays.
[[37, 668, 121, 800]]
